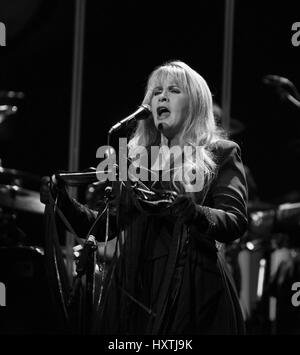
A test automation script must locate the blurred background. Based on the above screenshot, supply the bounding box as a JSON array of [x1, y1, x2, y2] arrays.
[[0, 0, 300, 334]]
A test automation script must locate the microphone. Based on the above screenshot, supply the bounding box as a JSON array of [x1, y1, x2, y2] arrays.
[[108, 104, 151, 134]]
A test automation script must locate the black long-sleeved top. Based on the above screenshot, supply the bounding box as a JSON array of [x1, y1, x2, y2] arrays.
[[56, 139, 248, 335], [59, 139, 248, 246]]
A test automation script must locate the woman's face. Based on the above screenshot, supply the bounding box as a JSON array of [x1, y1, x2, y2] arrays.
[[150, 77, 189, 140]]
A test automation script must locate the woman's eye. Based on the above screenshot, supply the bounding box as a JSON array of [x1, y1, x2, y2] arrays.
[[152, 87, 180, 96], [168, 86, 180, 93]]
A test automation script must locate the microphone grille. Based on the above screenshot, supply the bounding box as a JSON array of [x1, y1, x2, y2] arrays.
[[141, 103, 151, 112]]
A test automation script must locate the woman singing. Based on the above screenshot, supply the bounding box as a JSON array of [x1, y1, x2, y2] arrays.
[[41, 60, 248, 335]]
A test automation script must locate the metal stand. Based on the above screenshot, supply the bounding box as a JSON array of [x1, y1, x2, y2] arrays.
[[68, 235, 97, 334]]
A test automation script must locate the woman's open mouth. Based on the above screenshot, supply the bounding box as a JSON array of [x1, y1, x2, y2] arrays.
[[157, 106, 170, 119]]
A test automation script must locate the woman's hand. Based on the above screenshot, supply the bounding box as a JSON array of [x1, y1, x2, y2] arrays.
[[40, 176, 52, 204], [40, 174, 65, 204]]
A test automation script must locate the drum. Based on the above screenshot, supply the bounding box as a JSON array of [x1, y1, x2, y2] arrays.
[[0, 167, 45, 247], [270, 248, 300, 334], [238, 240, 265, 319], [0, 246, 58, 334], [238, 240, 294, 323]]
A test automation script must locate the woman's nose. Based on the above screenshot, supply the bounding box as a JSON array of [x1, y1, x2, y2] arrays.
[[158, 90, 169, 102]]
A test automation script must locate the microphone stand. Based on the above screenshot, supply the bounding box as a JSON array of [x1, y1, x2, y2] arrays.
[[52, 122, 123, 334], [67, 185, 114, 334], [92, 109, 150, 328], [70, 235, 97, 334], [67, 117, 121, 333], [285, 94, 300, 109], [93, 128, 119, 320]]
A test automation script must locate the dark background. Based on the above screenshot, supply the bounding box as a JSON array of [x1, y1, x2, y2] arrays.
[[0, 0, 300, 238], [0, 0, 300, 336]]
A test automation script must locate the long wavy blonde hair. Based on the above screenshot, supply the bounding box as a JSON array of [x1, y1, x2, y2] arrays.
[[128, 60, 227, 193]]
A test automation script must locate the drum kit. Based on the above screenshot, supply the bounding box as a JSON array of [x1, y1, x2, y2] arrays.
[[0, 91, 45, 247], [0, 91, 55, 333], [0, 167, 44, 214], [222, 76, 300, 333], [227, 194, 300, 334]]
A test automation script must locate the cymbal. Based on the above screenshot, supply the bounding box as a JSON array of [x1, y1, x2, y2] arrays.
[[0, 184, 44, 214], [0, 167, 42, 211], [0, 167, 40, 186]]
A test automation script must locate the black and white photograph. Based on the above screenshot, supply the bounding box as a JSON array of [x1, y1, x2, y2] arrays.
[[0, 0, 300, 343]]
